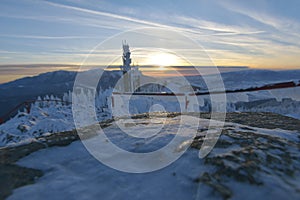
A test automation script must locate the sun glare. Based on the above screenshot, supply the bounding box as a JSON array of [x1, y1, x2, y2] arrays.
[[146, 52, 179, 68]]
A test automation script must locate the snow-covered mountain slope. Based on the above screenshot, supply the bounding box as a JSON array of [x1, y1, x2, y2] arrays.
[[0, 69, 121, 117], [184, 69, 300, 91], [0, 89, 112, 147], [7, 114, 300, 200], [0, 102, 74, 147], [0, 70, 76, 118]]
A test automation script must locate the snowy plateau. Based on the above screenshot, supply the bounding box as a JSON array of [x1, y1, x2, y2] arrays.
[[0, 68, 299, 200]]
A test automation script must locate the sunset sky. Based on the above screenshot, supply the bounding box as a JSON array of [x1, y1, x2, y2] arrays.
[[1, 0, 300, 82]]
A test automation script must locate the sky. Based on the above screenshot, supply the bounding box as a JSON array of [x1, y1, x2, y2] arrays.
[[1, 0, 300, 82]]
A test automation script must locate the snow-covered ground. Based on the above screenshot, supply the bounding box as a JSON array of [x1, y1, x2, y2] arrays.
[[0, 102, 74, 147], [0, 89, 111, 147], [7, 116, 300, 200], [1, 85, 300, 147], [0, 68, 299, 199], [0, 68, 299, 148]]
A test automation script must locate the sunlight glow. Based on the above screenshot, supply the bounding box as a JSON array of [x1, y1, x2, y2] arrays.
[[145, 52, 179, 68]]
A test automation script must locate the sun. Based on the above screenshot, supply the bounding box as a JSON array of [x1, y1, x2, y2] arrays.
[[146, 52, 179, 68]]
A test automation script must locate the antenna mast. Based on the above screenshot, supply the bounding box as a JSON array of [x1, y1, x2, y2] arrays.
[[121, 40, 132, 73]]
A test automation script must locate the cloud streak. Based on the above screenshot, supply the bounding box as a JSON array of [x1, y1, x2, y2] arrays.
[[0, 34, 101, 40], [0, 0, 299, 70], [42, 0, 268, 37]]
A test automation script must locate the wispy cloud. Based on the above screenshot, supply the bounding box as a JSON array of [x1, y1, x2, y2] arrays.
[[42, 0, 171, 29], [219, 1, 300, 46], [42, 0, 264, 38], [40, 0, 274, 62], [1, 0, 300, 70], [172, 15, 265, 35], [0, 34, 100, 40]]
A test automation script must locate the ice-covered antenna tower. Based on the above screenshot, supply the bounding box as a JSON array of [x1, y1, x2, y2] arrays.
[[117, 41, 141, 93], [120, 41, 133, 92], [121, 40, 132, 73]]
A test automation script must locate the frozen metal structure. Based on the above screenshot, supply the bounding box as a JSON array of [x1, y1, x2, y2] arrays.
[[121, 41, 131, 73], [111, 42, 198, 116], [119, 41, 141, 93]]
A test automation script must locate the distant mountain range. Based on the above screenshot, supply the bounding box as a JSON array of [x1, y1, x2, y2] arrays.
[[184, 69, 300, 91]]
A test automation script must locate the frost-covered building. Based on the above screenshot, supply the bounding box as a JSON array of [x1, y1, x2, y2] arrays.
[[111, 42, 200, 116]]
